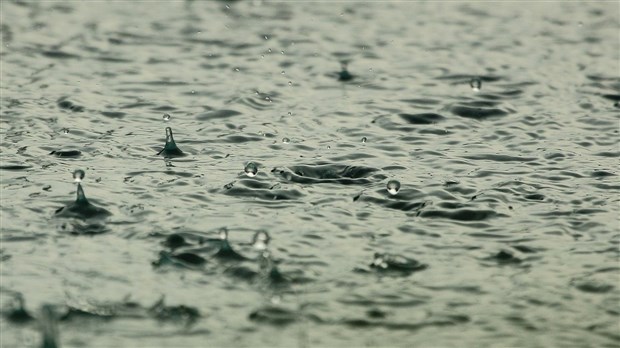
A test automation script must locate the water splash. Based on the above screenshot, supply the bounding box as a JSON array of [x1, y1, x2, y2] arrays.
[[55, 170, 111, 220], [157, 127, 185, 158], [386, 180, 401, 195], [214, 228, 247, 261]]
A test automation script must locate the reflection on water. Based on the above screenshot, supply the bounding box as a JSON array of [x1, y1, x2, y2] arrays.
[[1, 1, 619, 347]]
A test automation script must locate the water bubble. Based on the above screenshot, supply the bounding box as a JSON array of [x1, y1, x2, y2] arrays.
[[282, 137, 290, 144], [361, 137, 367, 143], [252, 231, 270, 250], [470, 77, 482, 92], [163, 113, 171, 121], [219, 228, 228, 241], [386, 180, 401, 195], [73, 169, 85, 183], [244, 162, 258, 177], [62, 128, 69, 134]]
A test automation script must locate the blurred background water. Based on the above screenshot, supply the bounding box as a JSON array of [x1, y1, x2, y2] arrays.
[[1, 1, 619, 347]]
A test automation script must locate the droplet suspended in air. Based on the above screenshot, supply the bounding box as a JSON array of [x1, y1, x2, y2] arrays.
[[281, 70, 285, 75], [62, 128, 70, 134], [234, 68, 240, 72], [244, 162, 258, 177], [73, 169, 85, 183], [470, 77, 482, 92], [287, 111, 292, 116], [163, 113, 171, 121], [288, 81, 292, 86], [264, 35, 269, 40], [252, 230, 270, 251], [219, 228, 228, 241], [386, 180, 401, 195], [282, 137, 290, 144], [361, 137, 367, 143]]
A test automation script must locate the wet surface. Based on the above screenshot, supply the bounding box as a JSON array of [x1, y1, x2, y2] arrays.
[[1, 1, 619, 347]]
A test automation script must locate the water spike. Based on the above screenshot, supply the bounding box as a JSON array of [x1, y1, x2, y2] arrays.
[[157, 127, 185, 157], [76, 183, 89, 203], [165, 127, 175, 144]]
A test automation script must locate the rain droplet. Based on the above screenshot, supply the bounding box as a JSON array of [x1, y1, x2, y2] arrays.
[[264, 35, 269, 40], [234, 67, 240, 72], [163, 113, 171, 121], [62, 128, 69, 134], [268, 48, 272, 53], [225, 4, 230, 9], [260, 54, 265, 59], [281, 70, 285, 75], [280, 50, 285, 55], [73, 169, 85, 183], [386, 180, 401, 195], [244, 162, 258, 177], [361, 137, 367, 143], [287, 111, 292, 116], [288, 81, 292, 86], [252, 231, 270, 250], [191, 90, 196, 94], [219, 228, 228, 240], [282, 137, 290, 143], [470, 77, 482, 92]]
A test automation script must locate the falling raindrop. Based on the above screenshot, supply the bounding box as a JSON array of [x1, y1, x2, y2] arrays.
[[281, 70, 285, 75], [252, 231, 270, 250], [287, 111, 292, 116], [219, 228, 228, 240], [268, 48, 272, 53], [288, 81, 292, 86], [361, 137, 367, 143], [163, 113, 171, 121], [470, 77, 482, 92], [234, 68, 240, 72], [264, 35, 268, 40], [386, 180, 401, 195], [73, 169, 85, 183], [244, 162, 258, 177], [282, 137, 290, 144]]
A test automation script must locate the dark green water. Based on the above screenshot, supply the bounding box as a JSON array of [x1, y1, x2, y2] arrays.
[[1, 1, 619, 347]]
